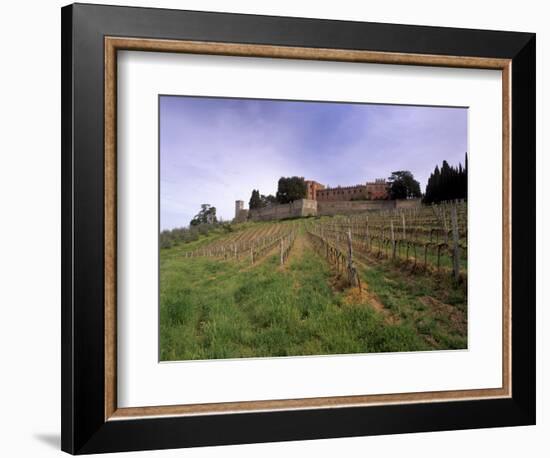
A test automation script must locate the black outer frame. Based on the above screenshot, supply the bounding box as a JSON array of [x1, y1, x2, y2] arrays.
[[61, 3, 536, 454]]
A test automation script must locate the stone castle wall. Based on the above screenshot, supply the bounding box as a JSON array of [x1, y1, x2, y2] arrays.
[[315, 181, 389, 201], [234, 209, 249, 223], [395, 199, 423, 209], [316, 199, 395, 215], [247, 198, 421, 221], [248, 199, 317, 221]]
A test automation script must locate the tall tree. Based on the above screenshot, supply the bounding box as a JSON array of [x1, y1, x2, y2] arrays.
[[260, 194, 277, 206], [463, 152, 468, 201], [190, 204, 217, 226], [423, 154, 468, 204], [249, 189, 262, 209], [387, 171, 421, 199], [276, 176, 307, 204]]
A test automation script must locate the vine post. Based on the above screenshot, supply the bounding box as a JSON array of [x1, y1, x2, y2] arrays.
[[390, 220, 396, 259], [451, 205, 460, 281]]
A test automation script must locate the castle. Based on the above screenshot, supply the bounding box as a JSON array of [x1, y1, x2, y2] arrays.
[[305, 178, 389, 202], [235, 200, 248, 222], [234, 177, 419, 222]]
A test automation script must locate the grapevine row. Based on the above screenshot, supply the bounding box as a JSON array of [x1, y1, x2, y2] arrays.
[[184, 224, 298, 265], [307, 228, 361, 290], [309, 201, 466, 281]]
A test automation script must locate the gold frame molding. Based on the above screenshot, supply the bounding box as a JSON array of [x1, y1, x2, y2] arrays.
[[104, 36, 512, 421]]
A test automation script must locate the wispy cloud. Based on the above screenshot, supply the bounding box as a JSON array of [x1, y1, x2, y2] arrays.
[[160, 96, 467, 230]]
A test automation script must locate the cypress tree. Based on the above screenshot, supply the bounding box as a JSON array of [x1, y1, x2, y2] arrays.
[[423, 154, 468, 204], [249, 189, 263, 209]]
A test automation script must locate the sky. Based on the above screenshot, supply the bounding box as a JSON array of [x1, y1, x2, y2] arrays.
[[160, 95, 467, 230]]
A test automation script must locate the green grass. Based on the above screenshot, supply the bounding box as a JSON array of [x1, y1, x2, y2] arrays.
[[358, 261, 467, 350], [160, 222, 466, 361]]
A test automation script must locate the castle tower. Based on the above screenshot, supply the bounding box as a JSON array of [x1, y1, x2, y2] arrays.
[[235, 200, 244, 219]]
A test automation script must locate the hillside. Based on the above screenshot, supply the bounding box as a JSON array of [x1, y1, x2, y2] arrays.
[[160, 203, 467, 361]]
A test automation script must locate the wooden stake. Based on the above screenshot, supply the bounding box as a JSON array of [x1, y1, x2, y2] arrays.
[[347, 229, 353, 267], [451, 205, 460, 281], [390, 220, 396, 259], [365, 216, 369, 250], [443, 209, 449, 244]]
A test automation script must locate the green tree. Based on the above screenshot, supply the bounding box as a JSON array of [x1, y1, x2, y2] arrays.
[[463, 152, 468, 201], [387, 171, 421, 199], [423, 154, 468, 204], [249, 189, 262, 209], [276, 176, 307, 204], [260, 194, 278, 206], [190, 204, 217, 226], [249, 190, 277, 209]]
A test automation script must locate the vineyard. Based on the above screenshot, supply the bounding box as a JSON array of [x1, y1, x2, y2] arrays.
[[160, 202, 467, 361], [306, 201, 467, 288], [182, 221, 298, 265]]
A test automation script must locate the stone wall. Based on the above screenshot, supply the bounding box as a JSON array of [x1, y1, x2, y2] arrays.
[[395, 198, 422, 209], [315, 180, 389, 201], [234, 209, 249, 223], [247, 198, 421, 221], [301, 199, 318, 216], [248, 199, 317, 221], [317, 199, 395, 216]]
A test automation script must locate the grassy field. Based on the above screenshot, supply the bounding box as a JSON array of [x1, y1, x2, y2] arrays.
[[160, 219, 467, 361]]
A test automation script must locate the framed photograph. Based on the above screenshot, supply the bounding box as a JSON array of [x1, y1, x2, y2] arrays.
[[61, 3, 536, 454]]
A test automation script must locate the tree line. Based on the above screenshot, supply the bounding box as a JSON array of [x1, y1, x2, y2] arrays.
[[160, 204, 229, 249], [249, 189, 278, 209], [423, 153, 468, 204], [168, 154, 467, 246], [387, 171, 421, 199], [250, 174, 426, 207], [249, 176, 306, 209]]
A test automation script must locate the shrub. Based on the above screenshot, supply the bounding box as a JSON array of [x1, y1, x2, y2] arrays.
[[160, 222, 232, 248]]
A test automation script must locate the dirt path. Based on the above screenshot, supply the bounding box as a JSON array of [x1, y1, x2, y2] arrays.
[[310, 239, 400, 324], [284, 231, 309, 266]]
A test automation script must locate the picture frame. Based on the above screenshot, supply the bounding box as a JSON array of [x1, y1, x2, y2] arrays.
[[61, 3, 535, 454]]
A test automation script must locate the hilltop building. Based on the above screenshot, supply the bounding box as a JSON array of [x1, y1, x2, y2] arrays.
[[312, 178, 389, 201], [234, 200, 249, 223], [233, 177, 402, 222], [304, 180, 326, 200]]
